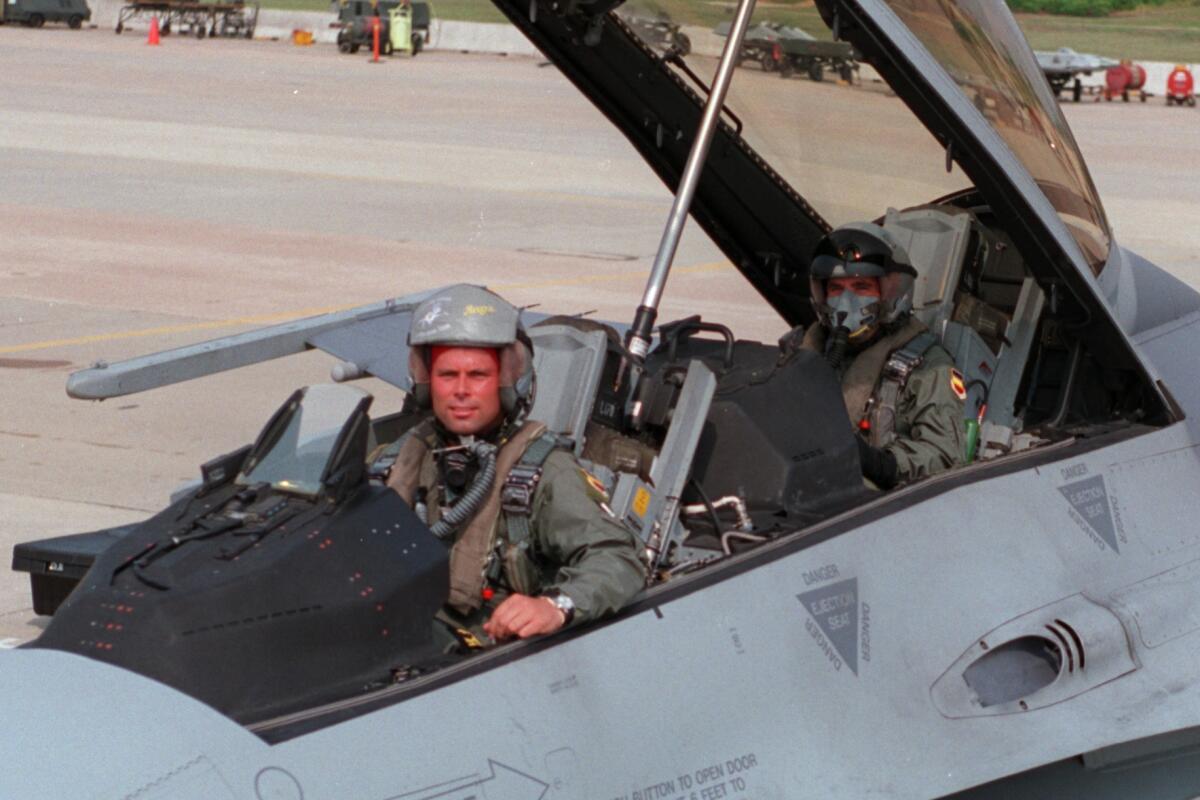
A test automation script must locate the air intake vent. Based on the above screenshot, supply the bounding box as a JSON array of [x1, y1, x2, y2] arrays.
[[932, 594, 1137, 718], [1050, 618, 1086, 671], [963, 635, 1062, 708]]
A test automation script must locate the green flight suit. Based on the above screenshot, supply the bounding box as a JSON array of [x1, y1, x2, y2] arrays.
[[386, 418, 645, 642], [800, 316, 966, 485], [876, 344, 966, 482]]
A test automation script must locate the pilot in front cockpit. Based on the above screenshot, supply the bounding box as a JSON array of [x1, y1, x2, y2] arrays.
[[784, 223, 966, 489], [383, 284, 644, 650]]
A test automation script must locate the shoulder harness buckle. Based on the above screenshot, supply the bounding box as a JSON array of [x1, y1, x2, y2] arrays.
[[501, 463, 543, 517], [500, 432, 564, 546], [882, 331, 937, 388], [870, 331, 938, 448]]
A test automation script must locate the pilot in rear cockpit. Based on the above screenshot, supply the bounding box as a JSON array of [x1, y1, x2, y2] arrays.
[[784, 223, 966, 490], [382, 284, 644, 651]]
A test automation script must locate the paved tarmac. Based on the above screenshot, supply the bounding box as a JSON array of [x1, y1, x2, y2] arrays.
[[1, 26, 1198, 646]]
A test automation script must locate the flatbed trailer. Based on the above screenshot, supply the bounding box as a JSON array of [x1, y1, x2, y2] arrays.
[[115, 0, 258, 38], [722, 21, 859, 82], [745, 36, 858, 82]]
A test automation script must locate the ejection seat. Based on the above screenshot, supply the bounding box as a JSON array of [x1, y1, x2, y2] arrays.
[[881, 207, 1045, 443], [525, 318, 717, 570]]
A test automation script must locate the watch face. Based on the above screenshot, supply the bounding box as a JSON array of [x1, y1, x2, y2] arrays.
[[549, 592, 574, 621]]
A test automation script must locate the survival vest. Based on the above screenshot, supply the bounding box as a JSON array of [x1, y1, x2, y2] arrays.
[[799, 315, 939, 447], [384, 419, 564, 615]]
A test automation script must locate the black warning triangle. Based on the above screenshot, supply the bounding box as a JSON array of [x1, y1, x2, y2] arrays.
[[1058, 475, 1118, 553], [797, 577, 858, 675]]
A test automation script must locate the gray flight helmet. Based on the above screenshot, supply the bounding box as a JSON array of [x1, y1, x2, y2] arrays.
[[809, 222, 918, 334], [406, 284, 535, 417]]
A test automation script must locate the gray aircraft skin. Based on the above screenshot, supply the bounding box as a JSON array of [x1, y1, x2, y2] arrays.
[[6, 0, 1200, 797]]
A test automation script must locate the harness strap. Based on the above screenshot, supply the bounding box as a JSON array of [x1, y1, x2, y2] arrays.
[[368, 437, 407, 481], [869, 332, 938, 448], [500, 432, 562, 548]]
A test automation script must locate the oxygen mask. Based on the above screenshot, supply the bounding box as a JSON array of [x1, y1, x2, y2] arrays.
[[829, 290, 880, 346]]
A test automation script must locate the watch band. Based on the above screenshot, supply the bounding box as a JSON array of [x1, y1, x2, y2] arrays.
[[542, 590, 576, 626]]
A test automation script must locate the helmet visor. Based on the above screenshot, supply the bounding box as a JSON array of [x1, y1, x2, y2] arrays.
[[810, 253, 889, 280]]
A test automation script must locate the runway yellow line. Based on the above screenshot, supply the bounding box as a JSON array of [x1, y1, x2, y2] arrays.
[[0, 261, 734, 356]]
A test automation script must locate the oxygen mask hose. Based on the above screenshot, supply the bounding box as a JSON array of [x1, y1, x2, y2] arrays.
[[826, 326, 849, 371], [429, 440, 498, 540]]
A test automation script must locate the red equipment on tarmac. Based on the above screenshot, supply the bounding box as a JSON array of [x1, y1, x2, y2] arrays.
[[1166, 66, 1196, 107], [1104, 61, 1147, 102]]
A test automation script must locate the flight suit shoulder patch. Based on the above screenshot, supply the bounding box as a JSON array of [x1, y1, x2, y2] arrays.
[[949, 368, 967, 401], [578, 468, 610, 503]]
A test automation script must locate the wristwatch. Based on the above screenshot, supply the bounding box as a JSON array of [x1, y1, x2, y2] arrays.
[[542, 589, 576, 626]]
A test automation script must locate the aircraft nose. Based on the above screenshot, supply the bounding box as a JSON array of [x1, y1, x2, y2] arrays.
[[0, 650, 267, 800]]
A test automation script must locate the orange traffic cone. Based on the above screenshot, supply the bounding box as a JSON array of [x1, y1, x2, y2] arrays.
[[147, 16, 160, 45]]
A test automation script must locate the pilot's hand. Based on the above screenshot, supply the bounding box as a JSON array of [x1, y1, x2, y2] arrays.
[[483, 594, 566, 641], [857, 437, 899, 489]]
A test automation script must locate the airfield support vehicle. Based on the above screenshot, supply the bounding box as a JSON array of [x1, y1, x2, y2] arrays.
[[114, 0, 258, 38], [0, 0, 90, 28], [1037, 47, 1120, 102], [774, 37, 857, 81], [725, 21, 858, 82], [334, 0, 430, 56], [1104, 61, 1147, 102], [1166, 65, 1196, 107]]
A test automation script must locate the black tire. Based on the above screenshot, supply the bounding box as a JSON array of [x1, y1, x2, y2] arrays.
[[839, 63, 854, 83], [115, 21, 123, 33], [348, 42, 359, 53], [28, 13, 44, 27], [195, 24, 205, 38], [675, 32, 690, 57], [1072, 80, 1082, 103], [1190, 96, 1197, 107], [338, 40, 352, 53], [68, 14, 83, 28], [411, 32, 423, 54], [759, 52, 775, 72], [807, 60, 823, 82]]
